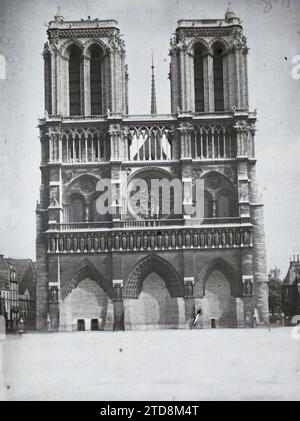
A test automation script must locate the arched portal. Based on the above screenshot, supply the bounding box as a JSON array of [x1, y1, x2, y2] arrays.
[[195, 258, 243, 328], [202, 270, 237, 328], [59, 262, 113, 331], [124, 255, 184, 329]]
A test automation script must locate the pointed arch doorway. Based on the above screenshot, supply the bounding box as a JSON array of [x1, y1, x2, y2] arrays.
[[124, 255, 185, 330], [195, 258, 244, 328], [59, 263, 114, 331]]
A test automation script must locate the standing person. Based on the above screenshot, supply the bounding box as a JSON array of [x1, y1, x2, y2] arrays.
[[193, 309, 202, 327]]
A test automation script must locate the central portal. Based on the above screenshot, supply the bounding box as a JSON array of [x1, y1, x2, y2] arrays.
[[125, 272, 180, 329]]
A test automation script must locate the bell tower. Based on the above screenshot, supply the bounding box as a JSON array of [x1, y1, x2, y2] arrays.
[[43, 12, 128, 117], [169, 6, 249, 113]]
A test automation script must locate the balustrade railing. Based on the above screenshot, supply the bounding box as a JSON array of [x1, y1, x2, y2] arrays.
[[48, 217, 248, 232], [191, 125, 236, 159]]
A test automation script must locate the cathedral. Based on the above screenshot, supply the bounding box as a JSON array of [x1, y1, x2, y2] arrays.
[[36, 6, 269, 331]]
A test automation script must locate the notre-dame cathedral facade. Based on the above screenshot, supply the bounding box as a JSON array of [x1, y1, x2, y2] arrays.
[[36, 6, 269, 331]]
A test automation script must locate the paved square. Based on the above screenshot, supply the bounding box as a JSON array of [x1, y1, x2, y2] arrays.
[[0, 328, 299, 401]]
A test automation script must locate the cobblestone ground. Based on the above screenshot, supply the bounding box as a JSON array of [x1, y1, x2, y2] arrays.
[[0, 328, 299, 401]]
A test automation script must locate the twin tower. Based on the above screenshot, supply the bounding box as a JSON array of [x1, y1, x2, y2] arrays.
[[36, 7, 269, 332], [43, 7, 248, 117]]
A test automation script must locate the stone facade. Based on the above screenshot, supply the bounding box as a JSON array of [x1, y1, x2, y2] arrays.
[[36, 7, 269, 331]]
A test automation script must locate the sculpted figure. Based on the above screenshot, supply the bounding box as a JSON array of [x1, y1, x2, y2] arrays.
[[51, 236, 56, 252], [221, 231, 227, 247], [193, 232, 198, 248], [100, 235, 105, 251], [185, 231, 191, 248], [66, 235, 71, 252], [122, 234, 127, 250], [59, 236, 64, 252], [93, 235, 99, 251], [200, 231, 205, 248], [73, 235, 78, 252], [164, 232, 169, 249], [214, 231, 219, 248], [143, 233, 148, 250], [243, 230, 249, 246], [80, 235, 85, 252], [207, 231, 212, 248], [150, 233, 155, 250], [87, 235, 92, 252], [177, 232, 183, 248], [115, 234, 120, 250], [157, 233, 162, 249], [114, 284, 122, 300], [229, 230, 233, 247], [135, 234, 140, 250], [171, 232, 176, 249], [84, 205, 90, 222], [129, 234, 134, 250]]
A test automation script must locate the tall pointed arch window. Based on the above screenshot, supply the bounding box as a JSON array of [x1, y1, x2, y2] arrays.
[[90, 45, 103, 115], [194, 44, 205, 112], [69, 194, 85, 222], [68, 45, 82, 116], [213, 42, 225, 112]]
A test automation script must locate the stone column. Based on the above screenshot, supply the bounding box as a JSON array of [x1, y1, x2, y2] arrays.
[[113, 280, 124, 331], [170, 49, 179, 113], [203, 52, 214, 112], [234, 121, 251, 220], [234, 48, 242, 109], [178, 49, 184, 111], [109, 49, 116, 112], [241, 48, 249, 109], [223, 54, 229, 110], [184, 277, 195, 328], [249, 165, 269, 325], [36, 207, 48, 331], [83, 54, 91, 116], [50, 49, 58, 115], [43, 47, 52, 114], [241, 248, 254, 327]]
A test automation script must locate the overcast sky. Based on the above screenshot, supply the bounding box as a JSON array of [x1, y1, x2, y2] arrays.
[[0, 0, 299, 276]]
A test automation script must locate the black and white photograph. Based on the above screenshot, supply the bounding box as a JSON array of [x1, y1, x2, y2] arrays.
[[0, 0, 299, 403]]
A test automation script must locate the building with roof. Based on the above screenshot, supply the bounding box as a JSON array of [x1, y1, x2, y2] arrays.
[[35, 6, 269, 331], [282, 255, 300, 322], [13, 259, 36, 330], [0, 255, 19, 331], [0, 256, 36, 331]]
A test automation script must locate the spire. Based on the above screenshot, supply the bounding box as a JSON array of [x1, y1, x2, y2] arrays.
[[54, 5, 64, 23], [151, 50, 157, 115], [225, 2, 239, 23]]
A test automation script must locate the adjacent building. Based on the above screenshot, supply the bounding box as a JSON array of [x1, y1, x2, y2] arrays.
[[36, 6, 269, 331], [282, 255, 300, 322], [14, 259, 37, 330], [0, 255, 19, 331], [0, 256, 36, 331]]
